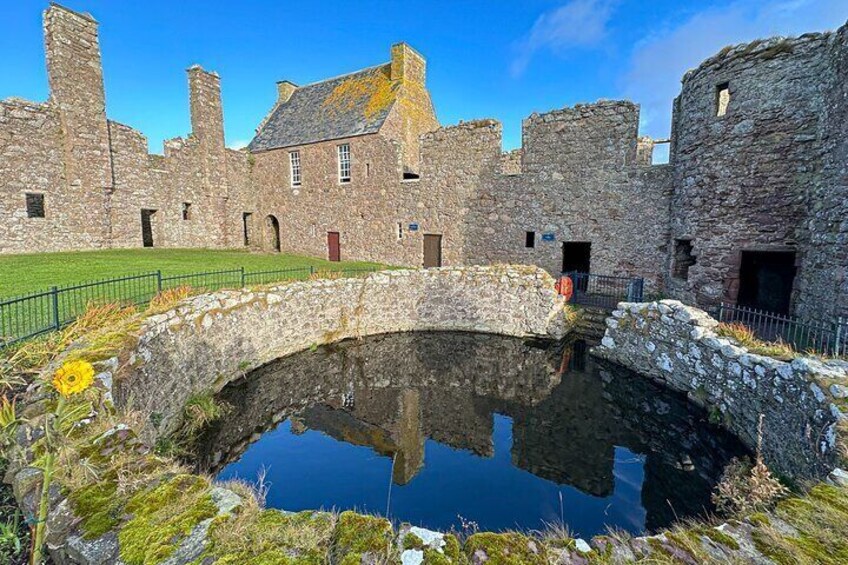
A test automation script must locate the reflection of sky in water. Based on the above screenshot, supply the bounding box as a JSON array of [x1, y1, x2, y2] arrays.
[[219, 414, 648, 536]]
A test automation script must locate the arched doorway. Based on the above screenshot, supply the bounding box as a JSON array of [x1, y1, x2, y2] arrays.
[[265, 215, 281, 252]]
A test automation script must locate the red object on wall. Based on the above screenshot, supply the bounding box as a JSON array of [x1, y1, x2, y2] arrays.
[[555, 276, 574, 302]]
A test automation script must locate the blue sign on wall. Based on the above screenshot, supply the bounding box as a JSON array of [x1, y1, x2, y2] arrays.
[[409, 223, 419, 232], [541, 233, 555, 242]]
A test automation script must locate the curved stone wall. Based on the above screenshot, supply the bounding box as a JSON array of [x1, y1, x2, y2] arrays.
[[115, 266, 570, 437], [594, 300, 848, 480]]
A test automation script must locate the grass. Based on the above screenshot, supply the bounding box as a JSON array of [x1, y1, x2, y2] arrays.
[[0, 248, 385, 298], [715, 322, 797, 360]]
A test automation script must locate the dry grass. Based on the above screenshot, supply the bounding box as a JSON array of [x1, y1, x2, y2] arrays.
[[716, 322, 796, 360], [146, 285, 196, 315]]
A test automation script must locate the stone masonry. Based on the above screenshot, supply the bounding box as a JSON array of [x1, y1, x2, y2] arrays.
[[1, 4, 847, 325], [594, 300, 848, 480]]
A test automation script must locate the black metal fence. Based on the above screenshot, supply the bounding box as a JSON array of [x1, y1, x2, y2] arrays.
[[715, 303, 847, 357], [561, 272, 644, 309], [0, 265, 379, 349]]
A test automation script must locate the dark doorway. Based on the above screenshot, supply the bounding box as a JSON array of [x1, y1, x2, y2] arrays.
[[562, 241, 591, 273], [328, 231, 340, 262], [265, 215, 281, 252], [141, 209, 156, 248], [423, 234, 442, 268], [737, 251, 796, 314]]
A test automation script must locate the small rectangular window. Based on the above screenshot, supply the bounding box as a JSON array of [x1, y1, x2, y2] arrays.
[[182, 202, 192, 221], [525, 231, 535, 248], [716, 82, 730, 117], [289, 151, 301, 187], [673, 239, 696, 280], [366, 162, 371, 178], [338, 144, 351, 183], [242, 212, 252, 246], [397, 222, 403, 240], [26, 193, 45, 218]]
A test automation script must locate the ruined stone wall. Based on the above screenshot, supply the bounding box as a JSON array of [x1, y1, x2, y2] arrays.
[[0, 7, 111, 254], [459, 102, 672, 290], [667, 33, 832, 311], [115, 266, 571, 437], [793, 26, 848, 322], [595, 300, 847, 480]]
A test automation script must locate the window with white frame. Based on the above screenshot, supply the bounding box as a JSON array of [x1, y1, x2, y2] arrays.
[[289, 151, 301, 187], [337, 144, 351, 183]]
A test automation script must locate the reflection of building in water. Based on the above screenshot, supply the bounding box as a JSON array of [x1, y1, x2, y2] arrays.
[[196, 332, 746, 530]]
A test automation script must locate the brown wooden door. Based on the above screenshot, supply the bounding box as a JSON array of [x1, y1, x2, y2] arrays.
[[423, 234, 442, 268], [328, 232, 340, 262]]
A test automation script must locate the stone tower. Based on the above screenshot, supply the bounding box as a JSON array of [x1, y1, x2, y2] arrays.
[[44, 3, 113, 245]]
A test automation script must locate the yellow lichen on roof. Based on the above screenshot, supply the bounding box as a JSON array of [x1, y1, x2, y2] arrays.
[[322, 66, 398, 121]]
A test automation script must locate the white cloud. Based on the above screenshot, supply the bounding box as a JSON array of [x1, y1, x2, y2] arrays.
[[511, 0, 618, 76], [622, 0, 848, 140], [228, 139, 250, 150]]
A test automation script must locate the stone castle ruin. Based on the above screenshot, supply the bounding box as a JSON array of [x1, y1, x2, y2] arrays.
[[1, 4, 846, 325]]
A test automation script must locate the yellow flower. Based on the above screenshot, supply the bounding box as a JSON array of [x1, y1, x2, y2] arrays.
[[52, 360, 95, 398]]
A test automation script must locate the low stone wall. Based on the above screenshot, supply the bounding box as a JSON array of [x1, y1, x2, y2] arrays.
[[594, 300, 848, 480], [115, 266, 570, 437]]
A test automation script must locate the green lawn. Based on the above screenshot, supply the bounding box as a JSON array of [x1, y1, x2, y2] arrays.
[[0, 248, 385, 298]]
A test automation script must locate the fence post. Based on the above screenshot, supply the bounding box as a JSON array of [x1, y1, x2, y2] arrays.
[[50, 286, 60, 331], [156, 270, 163, 293], [240, 267, 246, 288]]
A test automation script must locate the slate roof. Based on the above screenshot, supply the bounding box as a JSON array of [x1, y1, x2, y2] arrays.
[[249, 63, 398, 152]]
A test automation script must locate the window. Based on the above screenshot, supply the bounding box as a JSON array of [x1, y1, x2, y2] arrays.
[[397, 222, 403, 240], [337, 144, 351, 183], [242, 212, 252, 246], [182, 202, 192, 221], [289, 151, 301, 187], [716, 82, 730, 117], [525, 231, 536, 248], [673, 239, 696, 280], [25, 193, 45, 218], [366, 162, 371, 178]]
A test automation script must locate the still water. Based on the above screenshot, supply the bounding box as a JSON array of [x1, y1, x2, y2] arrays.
[[194, 333, 747, 537]]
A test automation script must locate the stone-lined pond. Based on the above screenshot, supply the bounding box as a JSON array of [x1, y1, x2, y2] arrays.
[[193, 332, 748, 537]]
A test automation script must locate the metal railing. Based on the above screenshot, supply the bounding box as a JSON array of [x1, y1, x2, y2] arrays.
[[561, 272, 644, 309], [715, 303, 846, 357], [0, 265, 379, 349]]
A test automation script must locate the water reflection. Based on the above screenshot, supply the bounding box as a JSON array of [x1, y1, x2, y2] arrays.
[[194, 333, 747, 536]]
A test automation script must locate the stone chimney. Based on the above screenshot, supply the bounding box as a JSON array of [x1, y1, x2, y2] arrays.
[[390, 42, 426, 84], [276, 80, 297, 104]]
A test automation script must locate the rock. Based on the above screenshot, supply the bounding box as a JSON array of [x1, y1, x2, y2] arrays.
[[828, 468, 848, 488], [574, 538, 591, 553], [830, 384, 848, 399], [64, 532, 119, 565], [160, 519, 213, 565], [401, 549, 424, 565]]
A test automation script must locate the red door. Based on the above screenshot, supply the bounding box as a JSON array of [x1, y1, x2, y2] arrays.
[[328, 232, 340, 262]]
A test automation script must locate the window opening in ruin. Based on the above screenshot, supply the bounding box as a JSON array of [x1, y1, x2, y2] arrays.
[[141, 209, 156, 248], [25, 193, 45, 218], [290, 151, 301, 187], [242, 212, 252, 246], [403, 171, 420, 180], [525, 231, 535, 248], [338, 144, 351, 183], [672, 239, 696, 280], [397, 222, 403, 240], [737, 250, 797, 315], [182, 202, 192, 221], [716, 82, 730, 117], [366, 162, 371, 178]]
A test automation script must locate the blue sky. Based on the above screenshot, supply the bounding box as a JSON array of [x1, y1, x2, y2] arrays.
[[2, 0, 847, 157]]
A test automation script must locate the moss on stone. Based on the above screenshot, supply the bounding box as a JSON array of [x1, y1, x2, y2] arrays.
[[118, 474, 218, 565], [332, 511, 394, 563], [463, 532, 546, 564], [748, 512, 771, 527], [692, 527, 740, 550], [67, 480, 122, 539], [403, 532, 425, 550]]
